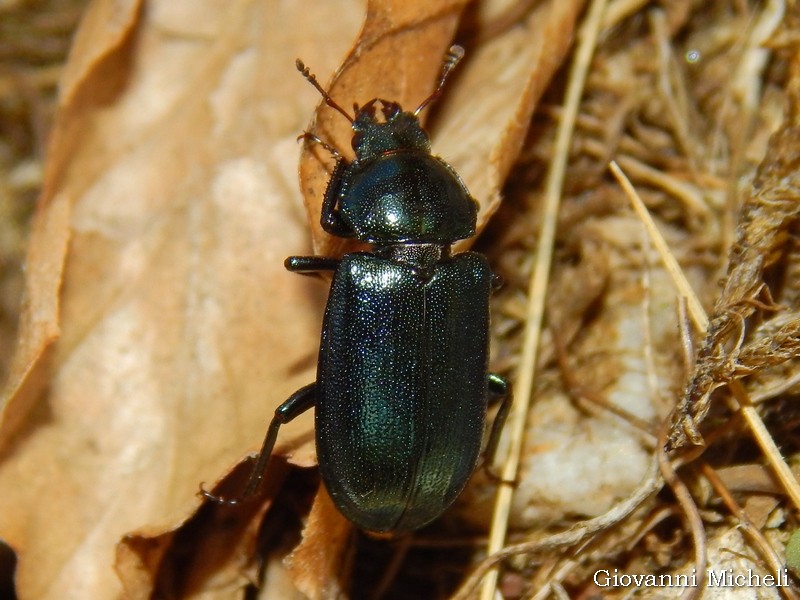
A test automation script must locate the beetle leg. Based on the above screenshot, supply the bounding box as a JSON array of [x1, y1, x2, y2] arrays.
[[297, 126, 351, 237], [285, 255, 340, 277], [201, 382, 317, 505], [297, 131, 343, 159], [482, 373, 514, 484], [298, 135, 354, 237], [321, 159, 356, 237]]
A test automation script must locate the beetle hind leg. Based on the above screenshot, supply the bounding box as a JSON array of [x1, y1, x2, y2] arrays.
[[481, 373, 514, 484], [200, 382, 317, 505]]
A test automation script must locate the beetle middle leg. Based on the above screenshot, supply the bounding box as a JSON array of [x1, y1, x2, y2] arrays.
[[201, 382, 317, 505], [481, 373, 513, 482]]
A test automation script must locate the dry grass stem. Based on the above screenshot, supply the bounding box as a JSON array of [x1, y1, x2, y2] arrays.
[[481, 0, 610, 597], [701, 463, 798, 600]]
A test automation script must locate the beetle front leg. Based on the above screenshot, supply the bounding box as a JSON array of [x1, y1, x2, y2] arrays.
[[482, 373, 513, 482], [321, 159, 356, 237], [201, 382, 317, 505], [298, 132, 353, 237]]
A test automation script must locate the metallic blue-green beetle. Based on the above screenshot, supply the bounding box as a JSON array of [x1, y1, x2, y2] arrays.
[[204, 46, 511, 533]]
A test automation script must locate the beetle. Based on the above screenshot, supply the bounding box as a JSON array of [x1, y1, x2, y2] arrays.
[[203, 45, 512, 533]]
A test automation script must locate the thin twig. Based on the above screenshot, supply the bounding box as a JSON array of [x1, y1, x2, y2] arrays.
[[479, 1, 610, 597], [583, 144, 711, 220], [453, 458, 662, 600], [657, 416, 707, 600], [701, 463, 798, 600], [530, 560, 576, 600], [602, 0, 649, 31]]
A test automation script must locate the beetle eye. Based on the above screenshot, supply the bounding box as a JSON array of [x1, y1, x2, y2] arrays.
[[382, 102, 400, 120], [351, 132, 363, 150]]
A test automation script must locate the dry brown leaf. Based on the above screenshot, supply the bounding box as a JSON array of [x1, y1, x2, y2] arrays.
[[9, 0, 800, 598], [0, 0, 581, 598], [0, 1, 361, 598], [284, 487, 353, 600]]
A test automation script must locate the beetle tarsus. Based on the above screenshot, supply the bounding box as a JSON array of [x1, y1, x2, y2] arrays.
[[238, 383, 317, 500], [199, 484, 244, 506]]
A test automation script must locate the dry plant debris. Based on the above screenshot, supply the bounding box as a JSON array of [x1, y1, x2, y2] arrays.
[[1, 0, 800, 599]]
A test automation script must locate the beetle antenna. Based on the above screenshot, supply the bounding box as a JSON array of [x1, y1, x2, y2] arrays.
[[414, 45, 465, 116], [296, 59, 354, 123]]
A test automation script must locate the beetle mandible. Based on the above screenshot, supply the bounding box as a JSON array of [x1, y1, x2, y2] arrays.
[[203, 45, 512, 533]]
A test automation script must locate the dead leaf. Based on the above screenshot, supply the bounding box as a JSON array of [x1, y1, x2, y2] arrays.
[[0, 1, 361, 598], [0, 0, 581, 598], [285, 487, 353, 600]]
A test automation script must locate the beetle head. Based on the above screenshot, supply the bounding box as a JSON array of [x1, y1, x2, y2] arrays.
[[351, 100, 430, 161], [297, 46, 475, 245]]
